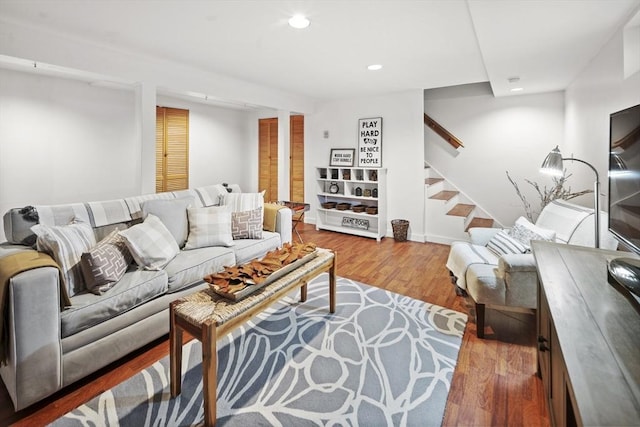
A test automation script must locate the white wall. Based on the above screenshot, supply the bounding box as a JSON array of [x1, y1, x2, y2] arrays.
[[425, 84, 566, 226], [156, 96, 257, 191], [0, 69, 138, 241], [564, 22, 640, 209], [306, 90, 426, 241]]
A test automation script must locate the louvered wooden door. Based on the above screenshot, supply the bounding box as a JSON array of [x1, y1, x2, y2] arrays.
[[156, 106, 189, 192], [259, 118, 278, 202], [290, 115, 304, 202]]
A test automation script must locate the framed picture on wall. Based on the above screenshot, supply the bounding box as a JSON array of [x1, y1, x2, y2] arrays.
[[358, 117, 382, 167], [329, 148, 355, 166]]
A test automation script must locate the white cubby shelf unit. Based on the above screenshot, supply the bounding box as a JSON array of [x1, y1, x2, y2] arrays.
[[315, 166, 387, 241]]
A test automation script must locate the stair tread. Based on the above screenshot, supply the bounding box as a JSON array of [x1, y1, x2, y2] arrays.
[[430, 190, 458, 201], [447, 203, 475, 217], [466, 217, 494, 231], [425, 178, 444, 185]]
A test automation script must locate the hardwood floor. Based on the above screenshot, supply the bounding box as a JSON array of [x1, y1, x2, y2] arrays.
[[1, 223, 550, 426]]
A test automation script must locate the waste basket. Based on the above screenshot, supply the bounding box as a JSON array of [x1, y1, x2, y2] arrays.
[[391, 219, 409, 242]]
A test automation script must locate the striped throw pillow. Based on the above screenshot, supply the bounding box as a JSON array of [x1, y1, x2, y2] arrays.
[[32, 219, 97, 297], [486, 230, 528, 257], [119, 214, 179, 270]]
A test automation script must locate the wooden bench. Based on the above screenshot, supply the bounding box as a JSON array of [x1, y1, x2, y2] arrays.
[[169, 248, 336, 426]]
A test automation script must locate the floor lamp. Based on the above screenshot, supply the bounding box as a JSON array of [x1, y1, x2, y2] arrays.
[[540, 146, 600, 248]]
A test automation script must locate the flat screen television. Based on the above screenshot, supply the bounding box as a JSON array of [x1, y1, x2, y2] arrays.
[[608, 103, 640, 309]]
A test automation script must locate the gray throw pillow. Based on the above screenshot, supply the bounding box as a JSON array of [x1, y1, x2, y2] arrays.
[[142, 197, 194, 248]]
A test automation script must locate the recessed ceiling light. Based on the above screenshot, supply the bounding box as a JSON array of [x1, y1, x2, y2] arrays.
[[510, 87, 524, 92], [367, 64, 383, 71], [288, 14, 310, 29]]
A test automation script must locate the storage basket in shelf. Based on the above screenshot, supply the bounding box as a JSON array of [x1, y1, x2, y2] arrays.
[[365, 206, 378, 215], [336, 202, 351, 211], [391, 219, 409, 242], [321, 202, 336, 209]]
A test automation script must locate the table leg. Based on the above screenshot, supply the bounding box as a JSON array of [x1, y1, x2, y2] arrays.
[[169, 302, 183, 398], [293, 211, 305, 243], [202, 321, 217, 426], [300, 280, 308, 302], [329, 253, 337, 313]]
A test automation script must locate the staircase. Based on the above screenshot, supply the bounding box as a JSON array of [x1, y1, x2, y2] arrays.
[[424, 165, 495, 244]]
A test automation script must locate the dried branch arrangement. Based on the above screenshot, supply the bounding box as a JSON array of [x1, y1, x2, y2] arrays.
[[204, 242, 317, 294], [506, 171, 592, 222]]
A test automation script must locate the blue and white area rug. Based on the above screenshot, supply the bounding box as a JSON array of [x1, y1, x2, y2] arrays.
[[53, 275, 467, 426]]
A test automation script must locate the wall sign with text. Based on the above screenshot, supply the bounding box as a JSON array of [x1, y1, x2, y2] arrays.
[[358, 117, 382, 167], [329, 148, 355, 167]]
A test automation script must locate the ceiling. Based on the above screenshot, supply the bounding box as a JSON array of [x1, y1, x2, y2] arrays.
[[0, 0, 639, 101]]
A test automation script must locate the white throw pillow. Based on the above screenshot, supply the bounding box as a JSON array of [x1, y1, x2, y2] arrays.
[[32, 219, 96, 297], [221, 191, 265, 212], [509, 216, 556, 250], [184, 206, 234, 249], [119, 214, 180, 270], [487, 230, 528, 257]]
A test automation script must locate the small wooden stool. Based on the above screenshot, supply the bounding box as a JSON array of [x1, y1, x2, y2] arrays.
[[169, 248, 336, 426]]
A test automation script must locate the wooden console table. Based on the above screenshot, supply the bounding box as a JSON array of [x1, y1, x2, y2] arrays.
[[169, 248, 336, 427], [532, 241, 640, 426]]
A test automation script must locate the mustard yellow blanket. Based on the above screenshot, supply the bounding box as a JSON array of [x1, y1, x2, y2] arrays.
[[263, 203, 286, 232], [0, 250, 68, 365]]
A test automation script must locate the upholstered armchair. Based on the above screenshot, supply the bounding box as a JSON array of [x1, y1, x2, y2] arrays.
[[446, 200, 618, 338]]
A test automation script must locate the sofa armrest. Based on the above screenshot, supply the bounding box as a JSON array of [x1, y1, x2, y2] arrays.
[[498, 253, 538, 309], [275, 207, 293, 245], [469, 227, 501, 246], [0, 266, 62, 410], [498, 253, 537, 273]]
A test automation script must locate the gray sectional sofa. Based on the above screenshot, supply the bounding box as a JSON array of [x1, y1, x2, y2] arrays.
[[0, 184, 292, 410]]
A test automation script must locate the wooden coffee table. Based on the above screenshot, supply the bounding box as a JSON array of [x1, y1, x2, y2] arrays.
[[169, 248, 336, 427]]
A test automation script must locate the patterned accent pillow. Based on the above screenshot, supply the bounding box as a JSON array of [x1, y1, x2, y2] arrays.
[[232, 208, 263, 239], [184, 206, 234, 249], [31, 219, 96, 297], [509, 216, 556, 251], [486, 230, 528, 257], [119, 214, 180, 270], [80, 229, 133, 294]]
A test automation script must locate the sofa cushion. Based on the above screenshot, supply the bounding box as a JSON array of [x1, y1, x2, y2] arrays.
[[61, 267, 168, 338], [164, 246, 236, 293], [119, 214, 180, 270], [232, 208, 263, 240], [231, 231, 282, 265], [487, 230, 528, 256], [31, 219, 96, 297], [195, 184, 228, 207], [142, 197, 194, 248], [184, 206, 234, 249], [80, 229, 133, 295]]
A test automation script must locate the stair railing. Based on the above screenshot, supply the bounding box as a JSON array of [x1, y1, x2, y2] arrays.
[[424, 113, 464, 149]]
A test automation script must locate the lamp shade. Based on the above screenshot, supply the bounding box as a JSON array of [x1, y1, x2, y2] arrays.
[[540, 146, 564, 176]]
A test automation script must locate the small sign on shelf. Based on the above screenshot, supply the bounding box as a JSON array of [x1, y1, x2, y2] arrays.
[[329, 148, 355, 166], [342, 216, 370, 230]]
